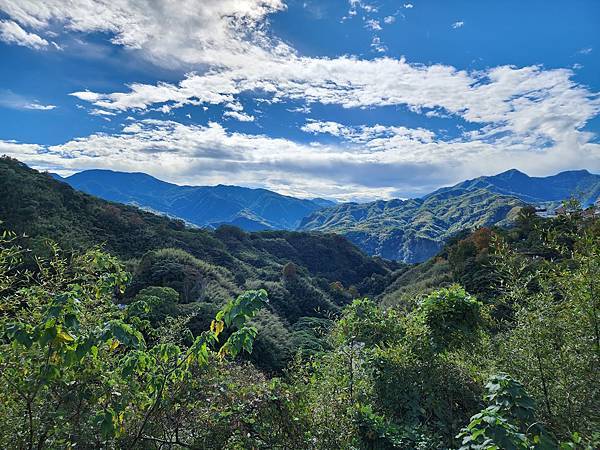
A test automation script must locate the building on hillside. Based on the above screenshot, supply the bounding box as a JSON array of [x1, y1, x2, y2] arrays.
[[582, 200, 600, 218], [554, 205, 567, 216], [534, 207, 555, 218]]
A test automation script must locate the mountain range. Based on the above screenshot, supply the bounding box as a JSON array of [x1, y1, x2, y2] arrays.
[[50, 166, 600, 263], [300, 169, 600, 262], [433, 168, 600, 207], [53, 170, 334, 231], [299, 188, 524, 262]]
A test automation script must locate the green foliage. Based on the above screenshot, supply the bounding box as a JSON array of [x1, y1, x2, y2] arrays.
[[129, 286, 180, 326], [371, 343, 482, 446], [418, 284, 484, 351], [1, 158, 599, 448], [334, 297, 404, 347], [0, 234, 267, 448], [130, 247, 236, 304], [457, 374, 556, 450], [494, 217, 599, 439], [0, 157, 401, 371]]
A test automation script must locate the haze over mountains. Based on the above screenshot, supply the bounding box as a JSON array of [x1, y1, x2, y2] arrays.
[[53, 166, 600, 263], [54, 170, 334, 231], [299, 189, 524, 263]]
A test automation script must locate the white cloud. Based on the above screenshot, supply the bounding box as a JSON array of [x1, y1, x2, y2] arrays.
[[6, 0, 596, 158], [0, 19, 48, 49], [223, 110, 255, 121], [302, 120, 435, 144], [348, 0, 378, 15], [365, 19, 382, 31], [301, 120, 352, 137], [452, 21, 464, 29], [0, 90, 56, 110], [287, 105, 311, 114], [90, 109, 116, 116], [25, 103, 56, 110], [403, 3, 414, 8], [383, 16, 396, 24], [67, 59, 600, 150], [6, 116, 600, 201], [370, 36, 386, 53], [0, 0, 289, 66], [578, 47, 592, 55], [2, 0, 600, 200]]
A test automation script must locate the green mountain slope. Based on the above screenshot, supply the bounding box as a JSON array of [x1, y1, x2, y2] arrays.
[[299, 188, 524, 262], [0, 157, 398, 370]]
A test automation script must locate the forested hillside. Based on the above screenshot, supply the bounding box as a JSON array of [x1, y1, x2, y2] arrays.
[[299, 169, 600, 263], [1, 156, 598, 449], [54, 166, 598, 265], [300, 187, 524, 262], [0, 157, 398, 371]]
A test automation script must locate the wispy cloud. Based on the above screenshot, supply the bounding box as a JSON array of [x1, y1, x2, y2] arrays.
[[370, 36, 386, 53], [223, 110, 255, 122], [0, 0, 288, 67], [5, 113, 599, 201], [578, 47, 592, 55], [0, 20, 48, 49], [452, 21, 464, 29], [0, 90, 56, 111], [348, 0, 378, 15]]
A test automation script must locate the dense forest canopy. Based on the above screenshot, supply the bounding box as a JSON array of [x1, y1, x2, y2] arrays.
[[0, 157, 598, 449]]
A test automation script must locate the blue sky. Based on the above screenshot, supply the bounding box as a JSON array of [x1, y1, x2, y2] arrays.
[[0, 0, 599, 200]]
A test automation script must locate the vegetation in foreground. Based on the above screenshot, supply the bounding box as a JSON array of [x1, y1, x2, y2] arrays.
[[0, 158, 598, 448], [1, 206, 598, 449]]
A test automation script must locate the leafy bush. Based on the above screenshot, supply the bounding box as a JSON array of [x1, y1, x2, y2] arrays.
[[457, 374, 556, 450], [418, 284, 484, 351]]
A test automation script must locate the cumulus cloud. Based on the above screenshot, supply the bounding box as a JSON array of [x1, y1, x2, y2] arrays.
[[223, 110, 255, 122], [0, 0, 289, 66], [5, 117, 600, 200], [0, 19, 48, 49], [452, 21, 464, 29], [365, 19, 382, 31], [348, 0, 378, 15], [370, 37, 387, 53], [2, 0, 600, 199], [66, 58, 600, 152], [302, 120, 435, 144]]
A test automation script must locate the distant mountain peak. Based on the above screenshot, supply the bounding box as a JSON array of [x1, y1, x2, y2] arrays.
[[496, 168, 528, 178], [438, 168, 600, 206]]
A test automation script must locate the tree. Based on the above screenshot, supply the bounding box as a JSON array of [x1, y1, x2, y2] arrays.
[[0, 232, 267, 448], [418, 284, 484, 351], [495, 216, 599, 440]]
